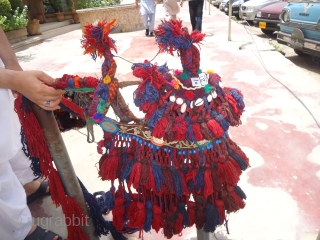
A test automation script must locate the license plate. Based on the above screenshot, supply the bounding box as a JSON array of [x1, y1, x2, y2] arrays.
[[259, 22, 266, 29], [304, 42, 316, 49]]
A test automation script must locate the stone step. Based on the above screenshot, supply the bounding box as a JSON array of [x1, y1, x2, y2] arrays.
[[11, 36, 44, 52], [41, 23, 81, 40]]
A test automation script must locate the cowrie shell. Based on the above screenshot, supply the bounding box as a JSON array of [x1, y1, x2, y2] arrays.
[[195, 98, 204, 106], [169, 95, 176, 102], [211, 91, 217, 99], [176, 97, 183, 105], [180, 103, 187, 113], [207, 94, 213, 102]]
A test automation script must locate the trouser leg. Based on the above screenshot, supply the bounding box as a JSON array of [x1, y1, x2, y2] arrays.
[[195, 0, 204, 32], [148, 13, 156, 32], [141, 14, 149, 30], [0, 160, 33, 240], [188, 1, 197, 31]]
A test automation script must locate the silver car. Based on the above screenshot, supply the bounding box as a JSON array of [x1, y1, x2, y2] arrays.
[[212, 0, 224, 7], [219, 0, 237, 11], [239, 0, 280, 21]]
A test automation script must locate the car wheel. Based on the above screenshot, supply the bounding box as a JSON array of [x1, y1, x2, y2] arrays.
[[261, 29, 274, 35], [294, 49, 308, 57]]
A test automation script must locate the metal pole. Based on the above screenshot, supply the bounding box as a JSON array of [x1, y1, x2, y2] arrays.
[[208, 0, 211, 15], [31, 105, 99, 240], [228, 0, 232, 40]]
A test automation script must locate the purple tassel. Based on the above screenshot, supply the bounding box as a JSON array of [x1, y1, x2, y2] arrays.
[[144, 200, 153, 232], [203, 202, 221, 233], [178, 201, 190, 228]]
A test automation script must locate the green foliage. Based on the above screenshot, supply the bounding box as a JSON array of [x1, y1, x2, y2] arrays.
[[0, 6, 28, 31], [0, 0, 12, 17], [77, 0, 120, 9], [9, 0, 23, 10], [49, 0, 63, 12]]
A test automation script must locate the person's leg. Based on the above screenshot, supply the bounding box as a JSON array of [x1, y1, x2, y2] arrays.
[[195, 0, 204, 32], [141, 14, 149, 35], [0, 160, 33, 240], [188, 1, 197, 31], [149, 12, 156, 36]]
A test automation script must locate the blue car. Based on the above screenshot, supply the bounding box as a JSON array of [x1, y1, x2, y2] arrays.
[[277, 1, 320, 57]]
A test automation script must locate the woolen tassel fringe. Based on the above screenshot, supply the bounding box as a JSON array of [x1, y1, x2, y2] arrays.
[[128, 161, 142, 189], [127, 201, 146, 236], [152, 204, 163, 233], [195, 201, 206, 229], [100, 149, 120, 180], [211, 167, 223, 192], [234, 185, 247, 200], [203, 168, 214, 197], [217, 160, 240, 186], [178, 201, 190, 228], [152, 160, 165, 192], [187, 201, 196, 227], [144, 200, 153, 232], [163, 209, 176, 239], [203, 203, 221, 232], [112, 195, 126, 231], [207, 119, 224, 138], [104, 188, 115, 211], [170, 167, 185, 197], [214, 199, 226, 224]]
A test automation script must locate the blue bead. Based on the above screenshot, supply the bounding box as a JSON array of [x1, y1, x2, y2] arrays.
[[144, 141, 147, 145], [148, 143, 151, 146], [132, 136, 136, 139], [193, 150, 196, 154], [189, 150, 192, 154], [168, 149, 171, 153], [178, 151, 181, 155], [164, 148, 167, 152], [156, 146, 160, 150]]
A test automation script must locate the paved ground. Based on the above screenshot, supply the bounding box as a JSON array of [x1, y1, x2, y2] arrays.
[[18, 1, 320, 240]]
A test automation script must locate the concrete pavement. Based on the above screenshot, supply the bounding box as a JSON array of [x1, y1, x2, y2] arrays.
[[19, 1, 320, 240]]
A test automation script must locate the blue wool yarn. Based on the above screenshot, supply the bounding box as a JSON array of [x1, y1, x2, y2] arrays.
[[78, 179, 127, 239], [144, 200, 153, 232], [124, 192, 131, 213], [97, 83, 110, 101], [67, 78, 75, 88], [194, 167, 205, 193], [120, 159, 136, 182], [101, 60, 111, 77], [227, 149, 248, 171], [104, 188, 115, 211], [170, 166, 184, 197], [218, 119, 230, 132], [234, 185, 247, 200], [229, 88, 245, 110], [143, 81, 159, 104], [157, 62, 169, 73], [152, 160, 165, 192], [185, 116, 196, 142], [187, 178, 195, 191], [203, 203, 221, 233], [148, 107, 167, 131], [210, 110, 218, 119], [131, 62, 153, 71], [177, 201, 190, 228]]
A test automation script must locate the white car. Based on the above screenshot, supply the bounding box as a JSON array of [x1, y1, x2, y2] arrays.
[[219, 0, 237, 11], [239, 0, 280, 21]]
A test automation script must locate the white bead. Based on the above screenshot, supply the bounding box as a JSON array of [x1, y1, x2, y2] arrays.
[[176, 97, 183, 105], [211, 91, 217, 99], [219, 81, 225, 88], [169, 95, 176, 102], [207, 94, 213, 102], [195, 98, 204, 106], [180, 103, 187, 113]]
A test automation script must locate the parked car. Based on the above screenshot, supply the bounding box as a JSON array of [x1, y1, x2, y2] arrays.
[[277, 1, 320, 57], [253, 0, 288, 35], [212, 0, 224, 7], [219, 0, 237, 11], [239, 0, 281, 21], [224, 0, 250, 17]]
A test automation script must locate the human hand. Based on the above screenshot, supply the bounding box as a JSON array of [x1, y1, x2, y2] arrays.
[[135, 1, 139, 8], [180, 0, 184, 6], [154, 0, 157, 6], [11, 70, 65, 110]]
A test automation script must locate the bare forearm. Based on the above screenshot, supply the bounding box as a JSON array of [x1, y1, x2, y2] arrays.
[[0, 27, 22, 71], [0, 68, 18, 90]]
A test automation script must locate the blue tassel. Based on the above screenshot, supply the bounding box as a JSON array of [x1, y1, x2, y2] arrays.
[[170, 167, 184, 197], [97, 83, 110, 101], [152, 160, 165, 192], [144, 200, 153, 232], [143, 81, 159, 104], [227, 149, 248, 171], [148, 107, 166, 131], [104, 188, 115, 211], [157, 62, 169, 73], [185, 116, 196, 142], [234, 185, 247, 200], [194, 167, 205, 194], [120, 159, 136, 182], [229, 88, 245, 111], [67, 78, 75, 88], [187, 178, 195, 191], [178, 201, 190, 228], [218, 119, 230, 132], [203, 202, 221, 233]]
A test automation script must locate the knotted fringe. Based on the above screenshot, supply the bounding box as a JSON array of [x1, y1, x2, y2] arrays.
[[15, 95, 88, 240]]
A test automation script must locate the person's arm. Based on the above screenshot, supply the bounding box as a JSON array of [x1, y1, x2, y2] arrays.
[[180, 0, 184, 6], [135, 0, 139, 8], [0, 27, 65, 110], [154, 0, 157, 6]]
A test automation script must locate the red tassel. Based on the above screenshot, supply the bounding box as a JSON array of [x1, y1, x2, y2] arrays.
[[207, 119, 224, 138], [127, 201, 146, 232], [60, 97, 85, 120], [222, 190, 246, 213], [192, 123, 204, 141], [203, 167, 214, 197], [172, 116, 188, 141], [217, 160, 240, 186], [187, 201, 196, 227], [152, 204, 163, 233], [195, 201, 205, 229], [174, 211, 183, 235], [128, 161, 142, 189], [140, 102, 158, 120], [112, 193, 126, 231], [152, 117, 169, 139], [98, 149, 119, 181], [214, 199, 226, 224]]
